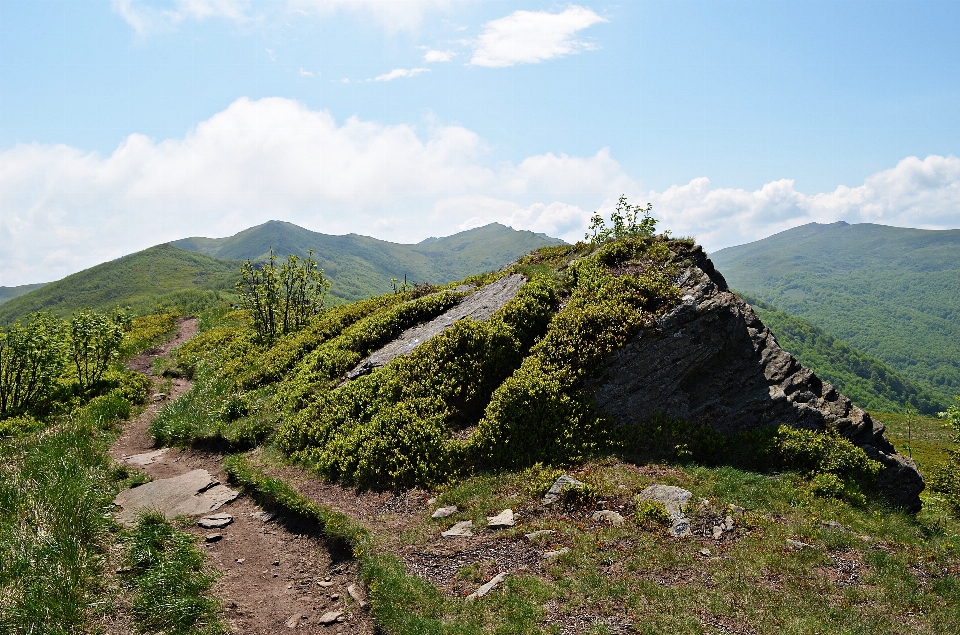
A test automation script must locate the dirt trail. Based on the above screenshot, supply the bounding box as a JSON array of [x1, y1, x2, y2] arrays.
[[110, 317, 373, 635]]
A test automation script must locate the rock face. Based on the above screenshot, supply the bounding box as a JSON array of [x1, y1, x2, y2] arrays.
[[592, 245, 924, 512], [346, 274, 527, 380]]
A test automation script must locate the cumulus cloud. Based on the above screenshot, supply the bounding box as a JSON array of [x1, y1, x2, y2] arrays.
[[2, 97, 959, 286], [374, 67, 430, 81], [113, 0, 252, 34], [423, 49, 456, 63], [470, 6, 606, 67]]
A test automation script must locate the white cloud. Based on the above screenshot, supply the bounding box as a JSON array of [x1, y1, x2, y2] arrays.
[[470, 6, 606, 68], [299, 68, 316, 77], [424, 49, 456, 63], [2, 96, 959, 286], [113, 0, 251, 34], [374, 67, 430, 81], [288, 0, 457, 32]]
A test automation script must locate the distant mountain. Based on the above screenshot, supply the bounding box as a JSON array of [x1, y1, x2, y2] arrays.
[[1, 222, 564, 324], [712, 222, 960, 407], [0, 245, 240, 324], [743, 296, 945, 414], [0, 283, 48, 306], [172, 221, 565, 302]]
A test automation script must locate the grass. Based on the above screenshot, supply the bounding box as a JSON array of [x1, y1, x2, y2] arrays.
[[228, 450, 960, 634], [0, 393, 132, 633], [120, 511, 224, 635]]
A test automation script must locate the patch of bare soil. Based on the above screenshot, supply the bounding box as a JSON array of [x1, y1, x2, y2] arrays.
[[109, 318, 374, 634]]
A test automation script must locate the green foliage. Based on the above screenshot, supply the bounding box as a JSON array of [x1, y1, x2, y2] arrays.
[[930, 396, 960, 513], [69, 309, 124, 390], [277, 278, 557, 487], [237, 249, 331, 343], [121, 511, 223, 635], [0, 244, 239, 325], [120, 312, 180, 358], [0, 312, 66, 417], [0, 414, 42, 438], [585, 195, 658, 243], [750, 298, 946, 414], [0, 397, 130, 633], [633, 499, 673, 529], [712, 221, 960, 406], [150, 361, 232, 446]]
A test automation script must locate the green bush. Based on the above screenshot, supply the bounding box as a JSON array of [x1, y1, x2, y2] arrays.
[[634, 499, 673, 529], [930, 396, 960, 513], [0, 312, 66, 418], [768, 424, 883, 484], [0, 414, 42, 438]]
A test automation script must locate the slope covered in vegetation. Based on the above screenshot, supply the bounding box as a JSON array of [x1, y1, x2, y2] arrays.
[[173, 220, 566, 302], [746, 297, 946, 414], [711, 222, 960, 406]]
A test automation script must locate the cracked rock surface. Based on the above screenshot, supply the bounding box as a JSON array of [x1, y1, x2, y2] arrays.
[[592, 244, 924, 511]]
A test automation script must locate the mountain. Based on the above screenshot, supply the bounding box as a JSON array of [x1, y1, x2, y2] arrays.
[[0, 222, 564, 324], [0, 245, 240, 324], [172, 220, 565, 302], [0, 283, 47, 306], [711, 222, 960, 406]]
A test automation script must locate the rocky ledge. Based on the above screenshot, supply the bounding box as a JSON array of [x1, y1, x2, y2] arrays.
[[592, 245, 924, 512]]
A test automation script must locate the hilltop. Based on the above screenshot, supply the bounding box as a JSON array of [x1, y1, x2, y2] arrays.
[[0, 283, 47, 306], [0, 222, 564, 324], [172, 220, 565, 302], [711, 222, 960, 408]]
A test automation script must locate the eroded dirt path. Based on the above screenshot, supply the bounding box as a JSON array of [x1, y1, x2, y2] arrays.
[[110, 317, 373, 635]]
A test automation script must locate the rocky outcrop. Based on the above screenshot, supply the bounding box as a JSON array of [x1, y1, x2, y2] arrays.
[[592, 245, 924, 511], [346, 274, 526, 380]]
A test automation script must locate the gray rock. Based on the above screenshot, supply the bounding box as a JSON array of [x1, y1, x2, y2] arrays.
[[724, 515, 734, 531], [542, 475, 585, 505], [591, 244, 924, 512], [113, 469, 239, 526], [487, 509, 515, 529], [205, 533, 222, 542], [712, 525, 723, 540], [318, 611, 342, 625], [699, 548, 711, 557], [669, 519, 691, 537], [525, 529, 555, 541], [122, 449, 167, 466], [198, 513, 233, 529], [591, 510, 625, 526], [346, 274, 526, 380], [636, 484, 692, 519], [543, 547, 570, 560], [786, 538, 811, 550], [251, 510, 276, 522], [152, 393, 167, 402], [431, 505, 458, 518], [284, 613, 302, 628], [441, 520, 474, 537], [466, 572, 507, 600], [347, 584, 367, 609]]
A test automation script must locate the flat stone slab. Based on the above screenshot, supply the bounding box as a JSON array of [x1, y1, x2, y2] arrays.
[[441, 520, 474, 537], [346, 274, 526, 380], [121, 449, 167, 466], [198, 513, 233, 529], [487, 509, 514, 529], [543, 547, 570, 560], [318, 611, 342, 625], [542, 475, 585, 505], [113, 469, 238, 526], [525, 529, 555, 541]]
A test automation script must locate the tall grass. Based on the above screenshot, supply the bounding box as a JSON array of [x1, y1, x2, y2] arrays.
[[121, 511, 223, 635], [0, 393, 129, 633]]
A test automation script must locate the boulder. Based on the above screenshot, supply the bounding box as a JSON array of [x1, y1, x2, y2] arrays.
[[542, 475, 585, 505], [591, 245, 924, 512]]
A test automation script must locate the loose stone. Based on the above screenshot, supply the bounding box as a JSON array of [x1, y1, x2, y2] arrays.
[[431, 505, 458, 519], [198, 513, 233, 529], [205, 533, 222, 542], [466, 572, 507, 600], [525, 529, 555, 541], [487, 509, 515, 529], [543, 547, 570, 560], [441, 520, 474, 537], [542, 475, 585, 505], [591, 510, 625, 526], [318, 611, 343, 625]]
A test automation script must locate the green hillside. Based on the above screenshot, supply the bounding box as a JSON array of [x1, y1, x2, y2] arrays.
[[172, 220, 565, 302], [712, 222, 960, 405], [0, 283, 47, 306], [745, 296, 946, 414], [0, 245, 240, 324]]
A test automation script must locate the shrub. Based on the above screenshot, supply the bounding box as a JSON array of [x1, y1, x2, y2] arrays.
[[69, 309, 124, 391], [768, 424, 883, 484], [634, 499, 673, 529], [0, 312, 66, 418], [0, 414, 42, 438], [930, 396, 960, 513]]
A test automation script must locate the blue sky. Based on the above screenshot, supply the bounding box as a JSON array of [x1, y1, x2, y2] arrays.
[[1, 0, 959, 285]]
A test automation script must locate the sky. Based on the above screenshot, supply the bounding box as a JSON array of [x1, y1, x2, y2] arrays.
[[1, 0, 959, 286]]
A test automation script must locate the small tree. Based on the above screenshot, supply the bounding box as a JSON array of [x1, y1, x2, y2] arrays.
[[932, 396, 960, 514], [0, 313, 66, 417], [585, 195, 659, 243], [70, 309, 124, 391], [236, 249, 330, 342]]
